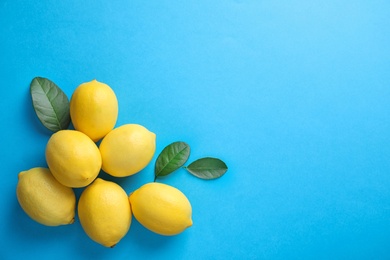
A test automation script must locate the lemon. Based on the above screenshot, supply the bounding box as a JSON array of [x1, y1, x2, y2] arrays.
[[99, 124, 156, 177], [78, 178, 132, 247], [45, 130, 102, 188], [70, 79, 118, 142], [129, 182, 192, 236], [16, 167, 76, 226]]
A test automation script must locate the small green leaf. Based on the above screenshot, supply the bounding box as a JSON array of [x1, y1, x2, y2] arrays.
[[30, 77, 70, 132], [154, 141, 190, 180], [185, 157, 228, 180]]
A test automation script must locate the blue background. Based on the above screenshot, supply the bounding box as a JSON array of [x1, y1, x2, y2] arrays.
[[1, 1, 390, 259]]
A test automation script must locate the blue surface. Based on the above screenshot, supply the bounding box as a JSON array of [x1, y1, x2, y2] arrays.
[[1, 1, 390, 259]]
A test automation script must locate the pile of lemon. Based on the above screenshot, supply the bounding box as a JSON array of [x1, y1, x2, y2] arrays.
[[16, 80, 193, 247]]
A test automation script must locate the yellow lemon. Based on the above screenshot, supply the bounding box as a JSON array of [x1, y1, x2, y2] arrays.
[[78, 178, 132, 247], [129, 182, 192, 236], [70, 79, 118, 142], [16, 167, 76, 226], [45, 130, 102, 188], [99, 124, 156, 177]]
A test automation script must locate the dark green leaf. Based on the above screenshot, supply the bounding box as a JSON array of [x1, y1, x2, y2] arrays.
[[30, 77, 70, 132], [185, 157, 228, 180], [154, 141, 190, 180]]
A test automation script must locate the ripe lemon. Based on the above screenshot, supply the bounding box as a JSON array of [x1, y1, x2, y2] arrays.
[[99, 124, 156, 177], [70, 79, 118, 142], [45, 130, 102, 188], [16, 167, 76, 226], [129, 182, 192, 236], [78, 178, 132, 247]]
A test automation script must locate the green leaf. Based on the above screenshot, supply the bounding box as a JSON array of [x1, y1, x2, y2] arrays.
[[154, 141, 190, 180], [30, 77, 70, 132], [185, 157, 228, 180]]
